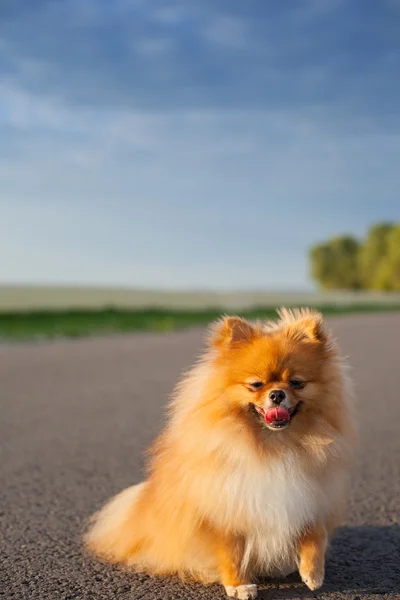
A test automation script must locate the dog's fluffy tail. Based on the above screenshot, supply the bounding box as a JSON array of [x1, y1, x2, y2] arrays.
[[84, 482, 146, 564]]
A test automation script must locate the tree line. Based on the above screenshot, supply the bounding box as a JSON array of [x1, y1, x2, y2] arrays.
[[309, 223, 400, 290]]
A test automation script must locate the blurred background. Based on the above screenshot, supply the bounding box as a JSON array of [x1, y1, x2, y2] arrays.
[[1, 0, 400, 337]]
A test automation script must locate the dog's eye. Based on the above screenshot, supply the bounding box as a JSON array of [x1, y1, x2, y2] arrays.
[[249, 381, 264, 391], [289, 379, 304, 389]]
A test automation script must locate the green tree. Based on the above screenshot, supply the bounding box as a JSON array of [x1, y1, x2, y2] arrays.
[[359, 223, 394, 289], [374, 224, 400, 290], [310, 236, 361, 290], [310, 243, 335, 289]]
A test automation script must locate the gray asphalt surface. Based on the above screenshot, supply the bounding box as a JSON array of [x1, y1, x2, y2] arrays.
[[1, 313, 400, 600]]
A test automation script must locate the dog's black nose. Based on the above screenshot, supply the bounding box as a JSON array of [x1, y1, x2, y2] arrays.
[[269, 389, 286, 404]]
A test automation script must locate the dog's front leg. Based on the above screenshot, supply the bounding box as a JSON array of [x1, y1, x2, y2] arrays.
[[298, 522, 327, 591], [210, 531, 258, 599]]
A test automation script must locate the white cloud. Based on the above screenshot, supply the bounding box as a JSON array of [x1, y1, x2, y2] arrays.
[[0, 81, 76, 131], [151, 6, 187, 26], [135, 37, 175, 57], [203, 15, 250, 49]]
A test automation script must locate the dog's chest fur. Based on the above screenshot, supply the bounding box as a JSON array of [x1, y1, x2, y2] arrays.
[[219, 452, 332, 574]]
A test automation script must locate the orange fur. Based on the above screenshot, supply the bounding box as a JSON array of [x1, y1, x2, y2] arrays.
[[298, 523, 328, 591], [84, 308, 357, 598]]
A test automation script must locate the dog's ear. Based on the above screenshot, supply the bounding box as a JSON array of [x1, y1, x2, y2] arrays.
[[277, 307, 331, 345], [209, 316, 257, 348]]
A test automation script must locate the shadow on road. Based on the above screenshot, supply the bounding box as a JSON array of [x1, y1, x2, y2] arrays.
[[256, 525, 400, 599]]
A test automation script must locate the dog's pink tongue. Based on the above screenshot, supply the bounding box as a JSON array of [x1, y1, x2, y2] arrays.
[[265, 406, 291, 423]]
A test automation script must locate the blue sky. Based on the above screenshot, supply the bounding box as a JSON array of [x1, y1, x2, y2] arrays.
[[1, 0, 399, 290]]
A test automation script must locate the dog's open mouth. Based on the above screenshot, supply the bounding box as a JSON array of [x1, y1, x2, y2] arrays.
[[251, 402, 301, 430]]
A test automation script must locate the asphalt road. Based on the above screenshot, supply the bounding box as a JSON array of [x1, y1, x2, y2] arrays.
[[1, 313, 400, 600]]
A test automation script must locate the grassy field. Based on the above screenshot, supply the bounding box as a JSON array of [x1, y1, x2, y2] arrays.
[[1, 303, 400, 341], [2, 285, 400, 311]]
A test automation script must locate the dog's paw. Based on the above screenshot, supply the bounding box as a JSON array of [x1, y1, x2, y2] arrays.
[[225, 583, 258, 599], [300, 567, 324, 591]]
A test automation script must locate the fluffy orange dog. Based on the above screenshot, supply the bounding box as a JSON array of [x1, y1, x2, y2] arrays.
[[85, 308, 357, 599]]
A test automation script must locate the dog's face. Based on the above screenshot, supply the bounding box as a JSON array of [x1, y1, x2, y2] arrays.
[[209, 309, 341, 433]]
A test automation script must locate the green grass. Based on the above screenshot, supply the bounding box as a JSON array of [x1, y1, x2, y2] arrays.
[[0, 303, 400, 341]]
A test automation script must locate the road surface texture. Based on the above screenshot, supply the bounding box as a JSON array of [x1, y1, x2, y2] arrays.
[[1, 313, 400, 600]]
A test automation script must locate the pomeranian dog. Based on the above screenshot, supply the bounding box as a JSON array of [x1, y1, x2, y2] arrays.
[[84, 308, 357, 599]]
